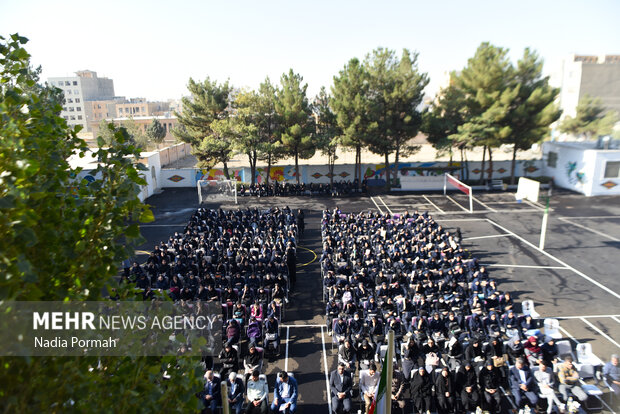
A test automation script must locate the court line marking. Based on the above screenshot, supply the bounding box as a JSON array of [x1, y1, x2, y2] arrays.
[[558, 216, 620, 219], [613, 316, 620, 324], [297, 246, 318, 267], [485, 218, 620, 301], [559, 326, 618, 414], [422, 195, 444, 214], [580, 317, 620, 349], [471, 196, 498, 212], [437, 218, 487, 222], [377, 196, 393, 216], [320, 325, 332, 414], [553, 315, 620, 320], [463, 233, 512, 241], [370, 197, 383, 214], [558, 217, 620, 242], [282, 324, 326, 328], [446, 195, 470, 212], [432, 208, 540, 215], [484, 263, 569, 270], [523, 199, 546, 212]]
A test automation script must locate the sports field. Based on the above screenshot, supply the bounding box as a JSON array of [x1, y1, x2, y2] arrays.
[[138, 187, 620, 413]]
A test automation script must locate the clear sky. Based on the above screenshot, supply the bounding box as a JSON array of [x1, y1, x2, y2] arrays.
[[1, 0, 619, 101]]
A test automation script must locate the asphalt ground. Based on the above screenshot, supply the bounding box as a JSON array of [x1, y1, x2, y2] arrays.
[[138, 187, 620, 413]]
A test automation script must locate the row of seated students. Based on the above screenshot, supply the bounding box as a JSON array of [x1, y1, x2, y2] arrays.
[[238, 180, 367, 197], [201, 368, 298, 414], [319, 208, 584, 413], [127, 207, 296, 303], [332, 354, 581, 414]]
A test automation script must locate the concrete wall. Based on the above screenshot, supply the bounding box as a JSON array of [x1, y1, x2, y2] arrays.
[[159, 159, 544, 188], [158, 143, 191, 167], [543, 141, 620, 196]]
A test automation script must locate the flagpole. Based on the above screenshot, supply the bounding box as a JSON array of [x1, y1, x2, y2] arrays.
[[384, 330, 394, 414]]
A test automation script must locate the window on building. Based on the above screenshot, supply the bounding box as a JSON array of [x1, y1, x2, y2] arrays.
[[604, 161, 620, 179], [67, 98, 73, 104], [73, 81, 77, 85], [70, 115, 76, 120], [141, 106, 145, 112], [74, 90, 78, 94], [75, 98, 80, 103], [68, 107, 74, 112], [76, 107, 81, 112], [65, 81, 71, 86], [77, 115, 83, 120], [67, 90, 72, 95], [63, 116, 68, 120], [547, 151, 558, 168]]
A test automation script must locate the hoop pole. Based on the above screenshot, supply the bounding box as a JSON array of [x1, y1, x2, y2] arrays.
[[443, 173, 447, 196]]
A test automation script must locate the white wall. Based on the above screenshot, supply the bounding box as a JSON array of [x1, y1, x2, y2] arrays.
[[543, 142, 620, 196], [591, 150, 620, 196]]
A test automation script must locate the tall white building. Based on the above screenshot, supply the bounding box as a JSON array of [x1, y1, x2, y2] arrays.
[[48, 70, 115, 131], [557, 54, 620, 119]]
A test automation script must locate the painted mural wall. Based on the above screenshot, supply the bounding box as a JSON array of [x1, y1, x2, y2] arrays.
[[161, 159, 544, 188]]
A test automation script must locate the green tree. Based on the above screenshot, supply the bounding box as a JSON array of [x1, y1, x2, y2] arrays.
[[313, 86, 341, 190], [364, 48, 428, 190], [423, 83, 465, 161], [451, 43, 514, 182], [0, 34, 203, 413], [146, 118, 167, 149], [504, 49, 561, 184], [174, 77, 233, 172], [331, 57, 373, 187], [256, 78, 284, 185], [231, 89, 262, 185], [275, 69, 315, 185], [559, 94, 618, 140]]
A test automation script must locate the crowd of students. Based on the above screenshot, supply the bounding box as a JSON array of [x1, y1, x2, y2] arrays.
[[320, 207, 604, 414], [126, 206, 303, 414], [238, 180, 367, 198]]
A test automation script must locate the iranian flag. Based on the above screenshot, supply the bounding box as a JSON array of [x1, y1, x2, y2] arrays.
[[368, 357, 389, 414]]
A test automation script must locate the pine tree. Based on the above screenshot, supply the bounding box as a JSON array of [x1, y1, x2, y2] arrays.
[[451, 43, 514, 182], [313, 87, 341, 190], [174, 77, 233, 172], [504, 48, 561, 184], [331, 57, 372, 188], [560, 95, 618, 139], [275, 69, 315, 185], [146, 118, 167, 149]]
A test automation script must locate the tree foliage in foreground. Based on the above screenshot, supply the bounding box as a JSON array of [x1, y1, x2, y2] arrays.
[[0, 34, 202, 413]]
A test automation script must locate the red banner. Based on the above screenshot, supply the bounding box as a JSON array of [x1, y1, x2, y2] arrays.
[[447, 175, 470, 195]]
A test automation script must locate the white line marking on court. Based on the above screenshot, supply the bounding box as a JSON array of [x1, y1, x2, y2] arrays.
[[580, 317, 620, 348], [370, 197, 383, 214], [446, 195, 470, 212], [485, 218, 620, 301], [282, 324, 326, 328], [377, 196, 393, 215], [558, 215, 620, 219], [558, 217, 620, 242], [437, 218, 488, 222], [559, 326, 618, 413], [463, 233, 512, 241], [484, 263, 569, 270], [472, 196, 498, 212], [284, 326, 290, 372], [612, 316, 620, 324], [553, 315, 620, 320], [525, 199, 547, 212], [320, 326, 332, 414], [423, 195, 444, 214]]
